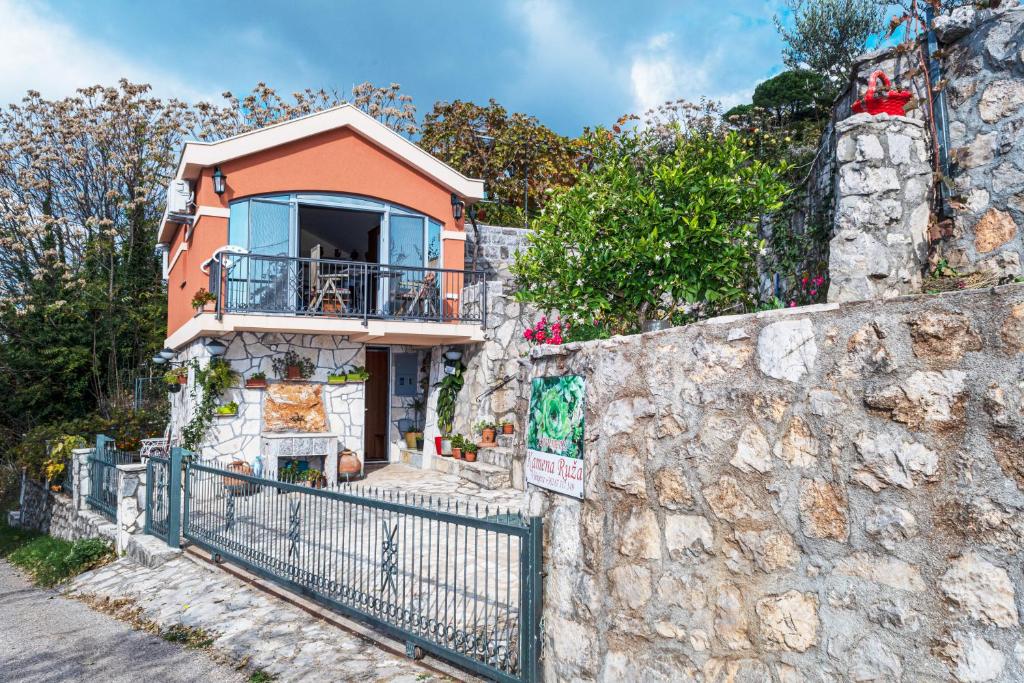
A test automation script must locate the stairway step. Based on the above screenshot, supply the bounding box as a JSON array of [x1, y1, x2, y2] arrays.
[[431, 455, 511, 490], [477, 446, 514, 469]]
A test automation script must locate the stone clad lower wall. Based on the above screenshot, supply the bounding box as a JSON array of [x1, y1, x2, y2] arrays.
[[17, 477, 115, 543], [529, 283, 1024, 682]]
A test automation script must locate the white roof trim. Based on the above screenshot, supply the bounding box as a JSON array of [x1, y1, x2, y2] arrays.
[[173, 104, 484, 200]]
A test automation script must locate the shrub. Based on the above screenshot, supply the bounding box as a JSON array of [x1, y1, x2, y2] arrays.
[[1, 519, 113, 587], [513, 125, 789, 335]]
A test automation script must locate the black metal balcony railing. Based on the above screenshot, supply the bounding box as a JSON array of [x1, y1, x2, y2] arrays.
[[209, 253, 487, 325]]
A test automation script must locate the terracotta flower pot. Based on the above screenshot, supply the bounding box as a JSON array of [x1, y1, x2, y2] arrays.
[[286, 365, 303, 380], [452, 447, 463, 460], [404, 432, 422, 449], [177, 373, 188, 385], [245, 378, 267, 389], [502, 423, 514, 435], [338, 449, 361, 477], [464, 450, 477, 463], [481, 427, 496, 444]]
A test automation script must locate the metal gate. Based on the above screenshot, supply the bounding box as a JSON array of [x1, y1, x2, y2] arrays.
[[87, 435, 140, 521], [181, 460, 542, 682], [144, 447, 183, 548]]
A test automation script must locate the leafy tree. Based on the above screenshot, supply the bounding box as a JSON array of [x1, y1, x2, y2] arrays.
[[512, 119, 789, 335], [752, 70, 834, 123], [774, 0, 885, 86], [419, 99, 580, 228]]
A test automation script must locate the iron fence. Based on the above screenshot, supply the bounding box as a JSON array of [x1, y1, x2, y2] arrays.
[[144, 449, 182, 548], [182, 460, 541, 682], [215, 253, 487, 325], [87, 435, 141, 522]]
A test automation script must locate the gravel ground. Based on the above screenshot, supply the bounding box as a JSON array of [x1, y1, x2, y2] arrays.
[[0, 560, 246, 683]]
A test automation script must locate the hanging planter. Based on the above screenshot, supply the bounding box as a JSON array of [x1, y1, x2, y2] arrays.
[[852, 70, 912, 116]]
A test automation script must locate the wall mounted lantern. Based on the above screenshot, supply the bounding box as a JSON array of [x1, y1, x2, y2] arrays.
[[450, 192, 463, 220], [212, 166, 227, 195]]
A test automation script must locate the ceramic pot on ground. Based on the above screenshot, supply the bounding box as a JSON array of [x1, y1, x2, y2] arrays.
[[338, 449, 361, 476], [224, 460, 254, 495], [464, 450, 477, 463], [452, 447, 463, 460]]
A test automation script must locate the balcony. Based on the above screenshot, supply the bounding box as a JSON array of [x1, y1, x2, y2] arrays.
[[167, 253, 490, 348]]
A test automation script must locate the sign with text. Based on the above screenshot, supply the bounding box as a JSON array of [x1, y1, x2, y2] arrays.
[[525, 375, 586, 499]]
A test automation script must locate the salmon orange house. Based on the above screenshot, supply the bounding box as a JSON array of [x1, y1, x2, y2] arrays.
[[157, 105, 489, 478]]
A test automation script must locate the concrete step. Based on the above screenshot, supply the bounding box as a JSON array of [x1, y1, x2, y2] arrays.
[[477, 446, 514, 469], [432, 455, 512, 490]]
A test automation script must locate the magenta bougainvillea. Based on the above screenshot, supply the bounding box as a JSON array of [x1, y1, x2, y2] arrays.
[[789, 274, 828, 308], [523, 316, 568, 345]]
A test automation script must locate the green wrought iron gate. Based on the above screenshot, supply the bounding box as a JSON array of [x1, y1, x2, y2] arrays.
[[145, 448, 182, 548], [180, 460, 543, 682]]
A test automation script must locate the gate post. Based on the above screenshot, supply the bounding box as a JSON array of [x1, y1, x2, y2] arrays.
[[167, 447, 184, 549], [519, 516, 543, 682]]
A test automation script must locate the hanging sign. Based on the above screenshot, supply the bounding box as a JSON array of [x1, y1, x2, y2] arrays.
[[525, 375, 586, 499]]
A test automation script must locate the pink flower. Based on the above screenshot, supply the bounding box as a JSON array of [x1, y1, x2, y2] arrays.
[[810, 289, 817, 296], [801, 276, 809, 285], [788, 300, 797, 308], [524, 329, 534, 340], [536, 331, 547, 343]]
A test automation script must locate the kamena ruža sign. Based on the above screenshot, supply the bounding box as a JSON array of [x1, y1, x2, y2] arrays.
[[525, 375, 586, 498]]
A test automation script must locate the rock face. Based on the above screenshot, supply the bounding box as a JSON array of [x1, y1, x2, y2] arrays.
[[263, 383, 328, 433], [974, 208, 1018, 253], [533, 284, 1024, 682], [829, 114, 932, 302]]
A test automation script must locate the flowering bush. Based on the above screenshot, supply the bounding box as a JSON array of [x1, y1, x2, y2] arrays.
[[788, 273, 828, 307], [523, 316, 567, 346]]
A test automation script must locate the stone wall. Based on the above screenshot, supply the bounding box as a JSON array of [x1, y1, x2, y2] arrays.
[[16, 476, 115, 544], [464, 223, 531, 279], [527, 283, 1024, 682], [828, 114, 932, 302], [779, 7, 1024, 303]]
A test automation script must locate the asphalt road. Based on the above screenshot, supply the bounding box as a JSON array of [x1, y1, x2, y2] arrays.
[[0, 560, 246, 683]]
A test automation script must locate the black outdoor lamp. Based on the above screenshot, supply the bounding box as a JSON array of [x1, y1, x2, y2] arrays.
[[212, 166, 227, 195], [450, 192, 463, 220]]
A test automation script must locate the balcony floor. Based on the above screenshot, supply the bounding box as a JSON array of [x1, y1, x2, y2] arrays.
[[166, 311, 485, 349]]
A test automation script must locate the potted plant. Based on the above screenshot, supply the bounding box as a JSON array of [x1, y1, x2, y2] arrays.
[[164, 368, 188, 385], [500, 420, 515, 435], [346, 365, 370, 382], [463, 441, 479, 463], [451, 434, 465, 460], [272, 349, 315, 381], [475, 419, 497, 445], [214, 401, 239, 417], [440, 434, 453, 457], [280, 460, 302, 484], [245, 371, 267, 389], [416, 435, 424, 450], [306, 468, 327, 489], [191, 288, 216, 313], [327, 367, 349, 384], [224, 459, 255, 495]]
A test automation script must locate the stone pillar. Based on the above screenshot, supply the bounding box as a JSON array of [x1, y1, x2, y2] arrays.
[[72, 447, 94, 511], [115, 462, 147, 555], [828, 113, 933, 302]]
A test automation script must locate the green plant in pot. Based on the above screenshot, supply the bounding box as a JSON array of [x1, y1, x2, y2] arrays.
[[245, 371, 267, 388], [305, 468, 326, 488], [272, 349, 315, 380], [450, 434, 466, 460], [327, 366, 349, 384], [164, 368, 188, 385], [404, 396, 426, 449], [346, 365, 370, 382], [215, 401, 239, 416], [500, 419, 515, 435], [475, 419, 497, 445], [191, 287, 216, 312], [463, 440, 479, 463]]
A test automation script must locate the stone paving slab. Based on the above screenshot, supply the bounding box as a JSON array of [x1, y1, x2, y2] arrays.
[[68, 554, 461, 682], [359, 463, 525, 511]]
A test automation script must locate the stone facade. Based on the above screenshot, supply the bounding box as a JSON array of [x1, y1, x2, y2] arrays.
[[464, 223, 531, 279], [170, 333, 366, 463], [526, 283, 1024, 682], [829, 114, 933, 302], [115, 463, 147, 555], [16, 472, 116, 544]]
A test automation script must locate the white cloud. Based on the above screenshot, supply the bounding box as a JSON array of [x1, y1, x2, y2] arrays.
[[630, 32, 753, 115], [0, 0, 219, 105]]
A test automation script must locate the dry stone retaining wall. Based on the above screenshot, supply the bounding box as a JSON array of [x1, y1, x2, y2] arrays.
[[527, 283, 1024, 682]]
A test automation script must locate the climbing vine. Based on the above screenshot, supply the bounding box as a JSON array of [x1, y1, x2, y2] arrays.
[[180, 359, 238, 451]]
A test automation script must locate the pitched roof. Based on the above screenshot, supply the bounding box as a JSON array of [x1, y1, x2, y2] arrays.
[[173, 103, 485, 199]]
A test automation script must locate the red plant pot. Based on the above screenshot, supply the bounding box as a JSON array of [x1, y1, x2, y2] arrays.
[[434, 436, 443, 456]]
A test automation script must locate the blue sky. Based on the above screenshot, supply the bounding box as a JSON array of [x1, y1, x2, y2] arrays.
[[0, 0, 788, 136]]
